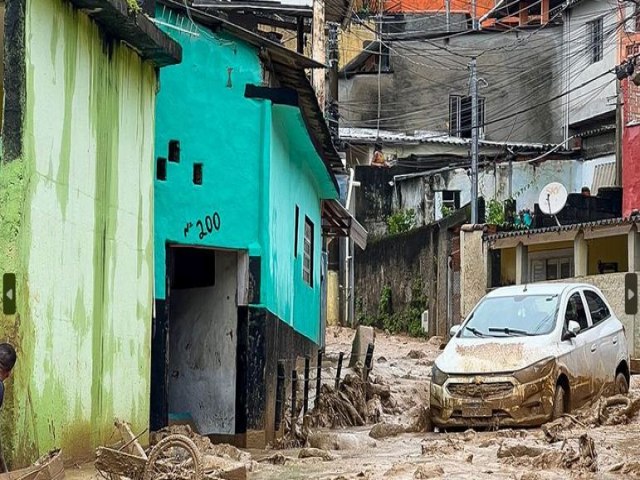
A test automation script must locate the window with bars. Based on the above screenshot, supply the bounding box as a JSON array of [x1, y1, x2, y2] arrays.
[[588, 18, 604, 64], [449, 94, 485, 138], [303, 217, 314, 287]]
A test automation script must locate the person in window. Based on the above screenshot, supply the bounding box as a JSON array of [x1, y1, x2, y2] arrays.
[[581, 186, 591, 197], [371, 143, 387, 168], [0, 343, 16, 473]]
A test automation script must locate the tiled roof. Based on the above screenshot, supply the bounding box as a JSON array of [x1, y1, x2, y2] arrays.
[[484, 215, 640, 241]]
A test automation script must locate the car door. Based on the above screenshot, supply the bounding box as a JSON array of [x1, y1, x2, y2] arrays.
[[583, 289, 621, 390], [574, 289, 609, 398], [559, 290, 592, 406]]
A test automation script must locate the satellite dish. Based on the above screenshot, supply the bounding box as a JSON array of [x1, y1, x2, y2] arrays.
[[538, 182, 568, 218]]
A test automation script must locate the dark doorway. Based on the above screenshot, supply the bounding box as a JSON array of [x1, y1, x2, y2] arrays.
[[150, 246, 239, 435]]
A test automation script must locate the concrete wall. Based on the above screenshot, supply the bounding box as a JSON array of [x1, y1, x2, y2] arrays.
[[354, 225, 437, 333], [0, 0, 157, 465], [154, 10, 337, 344], [339, 28, 565, 143], [460, 228, 488, 318], [168, 251, 238, 435], [564, 0, 618, 127], [353, 210, 466, 337]]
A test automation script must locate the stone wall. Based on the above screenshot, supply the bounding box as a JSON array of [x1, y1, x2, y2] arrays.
[[354, 208, 468, 337]]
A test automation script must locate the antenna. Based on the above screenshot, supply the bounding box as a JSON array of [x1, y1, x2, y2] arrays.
[[538, 182, 568, 227]]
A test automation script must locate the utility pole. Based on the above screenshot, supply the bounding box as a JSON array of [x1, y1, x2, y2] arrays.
[[327, 21, 339, 139], [470, 57, 479, 224], [311, 0, 326, 109]]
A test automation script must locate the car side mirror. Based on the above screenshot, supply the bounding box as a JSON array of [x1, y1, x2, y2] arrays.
[[450, 325, 461, 337], [562, 320, 580, 341]]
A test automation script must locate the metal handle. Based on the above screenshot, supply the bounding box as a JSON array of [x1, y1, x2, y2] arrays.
[[613, 336, 618, 345], [591, 344, 597, 353]]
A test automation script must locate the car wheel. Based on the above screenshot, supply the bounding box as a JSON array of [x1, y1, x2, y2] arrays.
[[615, 372, 629, 395], [552, 385, 566, 420]]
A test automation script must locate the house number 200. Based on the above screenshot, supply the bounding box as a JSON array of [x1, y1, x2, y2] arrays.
[[196, 213, 221, 239]]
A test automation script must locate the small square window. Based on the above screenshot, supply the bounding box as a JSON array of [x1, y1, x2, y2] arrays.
[[169, 140, 180, 163], [157, 157, 167, 181], [193, 163, 203, 185]]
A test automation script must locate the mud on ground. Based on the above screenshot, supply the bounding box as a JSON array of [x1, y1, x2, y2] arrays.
[[251, 327, 640, 480]]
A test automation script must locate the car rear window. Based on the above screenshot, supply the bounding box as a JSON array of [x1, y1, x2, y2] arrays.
[[460, 294, 559, 338], [584, 290, 611, 325]]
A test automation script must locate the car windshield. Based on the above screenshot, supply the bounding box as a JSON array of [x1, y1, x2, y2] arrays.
[[460, 294, 559, 338]]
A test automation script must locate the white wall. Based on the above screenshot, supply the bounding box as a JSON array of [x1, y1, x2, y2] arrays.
[[564, 0, 618, 127], [432, 157, 615, 222], [168, 251, 238, 435]]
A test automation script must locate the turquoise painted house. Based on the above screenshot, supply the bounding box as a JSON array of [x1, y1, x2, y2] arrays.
[[151, 4, 363, 446]]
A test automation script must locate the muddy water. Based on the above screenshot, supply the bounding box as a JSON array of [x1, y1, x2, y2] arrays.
[[251, 328, 640, 480]]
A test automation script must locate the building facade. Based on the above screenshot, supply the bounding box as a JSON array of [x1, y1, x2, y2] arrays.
[[0, 0, 180, 467], [151, 5, 362, 447]]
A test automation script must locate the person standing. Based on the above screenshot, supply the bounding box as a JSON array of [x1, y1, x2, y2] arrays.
[[0, 343, 17, 473]]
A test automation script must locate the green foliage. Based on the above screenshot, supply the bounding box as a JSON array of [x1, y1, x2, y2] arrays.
[[366, 280, 427, 337], [126, 0, 142, 13], [387, 209, 416, 235], [440, 204, 454, 219], [486, 198, 505, 225]]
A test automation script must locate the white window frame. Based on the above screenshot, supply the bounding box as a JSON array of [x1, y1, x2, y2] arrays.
[[529, 248, 574, 283], [303, 217, 314, 287]]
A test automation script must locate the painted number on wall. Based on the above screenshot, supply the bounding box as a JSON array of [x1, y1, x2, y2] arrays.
[[184, 212, 221, 239]]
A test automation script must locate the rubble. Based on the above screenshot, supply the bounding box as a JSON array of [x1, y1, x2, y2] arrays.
[[413, 464, 444, 479], [368, 422, 406, 439], [298, 448, 336, 461], [407, 350, 426, 359], [308, 432, 377, 451]]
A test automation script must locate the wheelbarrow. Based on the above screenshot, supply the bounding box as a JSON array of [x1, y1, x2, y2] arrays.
[[0, 450, 64, 480], [95, 422, 203, 480]]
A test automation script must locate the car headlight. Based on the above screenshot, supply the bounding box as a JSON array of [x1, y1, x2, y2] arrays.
[[513, 357, 555, 384], [431, 364, 448, 386]]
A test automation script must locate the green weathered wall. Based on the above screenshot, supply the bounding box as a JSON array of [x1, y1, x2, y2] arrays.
[[0, 0, 157, 466]]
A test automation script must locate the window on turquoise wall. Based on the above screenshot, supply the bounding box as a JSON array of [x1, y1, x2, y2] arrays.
[[303, 217, 314, 287], [294, 206, 300, 257]]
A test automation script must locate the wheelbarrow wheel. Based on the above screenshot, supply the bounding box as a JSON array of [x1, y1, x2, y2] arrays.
[[143, 434, 203, 480]]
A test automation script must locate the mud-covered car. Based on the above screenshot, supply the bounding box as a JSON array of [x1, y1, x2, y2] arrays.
[[430, 283, 630, 428]]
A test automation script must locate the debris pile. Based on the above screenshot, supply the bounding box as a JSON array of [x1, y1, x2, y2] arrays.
[[95, 420, 252, 480], [542, 393, 640, 442]]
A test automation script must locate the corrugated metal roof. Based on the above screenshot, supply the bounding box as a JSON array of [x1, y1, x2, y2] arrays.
[[339, 127, 567, 152], [591, 162, 616, 194], [485, 215, 640, 242]]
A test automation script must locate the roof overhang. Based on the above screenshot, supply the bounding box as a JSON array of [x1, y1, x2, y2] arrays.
[[321, 199, 368, 249], [69, 0, 182, 66], [486, 217, 638, 249]]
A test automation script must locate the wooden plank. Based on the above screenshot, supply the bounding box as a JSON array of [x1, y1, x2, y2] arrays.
[[95, 448, 147, 478], [115, 420, 147, 460]]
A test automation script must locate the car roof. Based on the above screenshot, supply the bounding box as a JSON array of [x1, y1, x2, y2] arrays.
[[486, 283, 595, 298]]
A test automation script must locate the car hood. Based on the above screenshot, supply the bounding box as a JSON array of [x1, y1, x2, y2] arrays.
[[435, 336, 558, 375]]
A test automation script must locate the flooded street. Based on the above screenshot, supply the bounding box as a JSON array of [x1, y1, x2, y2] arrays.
[[248, 327, 640, 480]]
